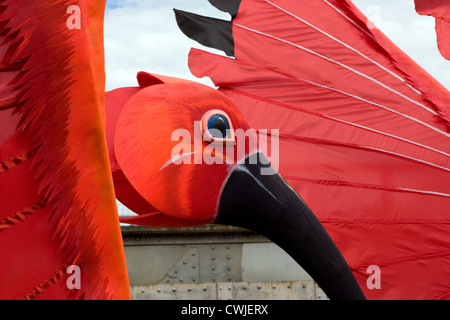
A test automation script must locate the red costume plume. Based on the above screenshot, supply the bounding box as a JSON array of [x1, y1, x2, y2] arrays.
[[0, 1, 129, 299], [176, 0, 450, 299]]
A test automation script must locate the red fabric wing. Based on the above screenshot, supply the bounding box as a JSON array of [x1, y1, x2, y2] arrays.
[[0, 1, 130, 299], [188, 0, 450, 299], [415, 0, 450, 60]]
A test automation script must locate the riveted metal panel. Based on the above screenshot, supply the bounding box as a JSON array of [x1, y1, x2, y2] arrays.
[[124, 243, 244, 285], [122, 225, 324, 299], [131, 283, 217, 300], [197, 244, 242, 283], [130, 281, 320, 300], [217, 281, 316, 300], [315, 283, 329, 300], [160, 248, 200, 284], [124, 244, 190, 285], [121, 225, 267, 246], [241, 243, 312, 282]]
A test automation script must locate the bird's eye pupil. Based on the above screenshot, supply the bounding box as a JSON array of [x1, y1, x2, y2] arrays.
[[207, 114, 229, 138]]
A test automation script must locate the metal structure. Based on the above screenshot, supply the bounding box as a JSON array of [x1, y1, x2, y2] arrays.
[[121, 224, 329, 300]]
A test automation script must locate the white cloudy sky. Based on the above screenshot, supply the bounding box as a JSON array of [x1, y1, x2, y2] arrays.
[[103, 0, 450, 92]]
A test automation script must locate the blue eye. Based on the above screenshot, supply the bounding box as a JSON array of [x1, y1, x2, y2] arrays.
[[207, 114, 230, 139]]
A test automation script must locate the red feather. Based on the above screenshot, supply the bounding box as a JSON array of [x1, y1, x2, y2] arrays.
[[0, 0, 129, 299], [186, 0, 450, 299]]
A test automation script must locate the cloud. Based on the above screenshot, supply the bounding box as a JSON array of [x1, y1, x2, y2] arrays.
[[104, 0, 229, 91], [353, 0, 450, 89]]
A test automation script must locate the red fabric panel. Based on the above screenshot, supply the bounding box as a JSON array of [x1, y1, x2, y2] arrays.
[[415, 0, 450, 60], [435, 19, 450, 60], [105, 87, 141, 171], [188, 0, 450, 299]]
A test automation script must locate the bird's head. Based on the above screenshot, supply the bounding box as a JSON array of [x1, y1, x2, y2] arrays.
[[106, 72, 365, 300], [113, 72, 255, 223]]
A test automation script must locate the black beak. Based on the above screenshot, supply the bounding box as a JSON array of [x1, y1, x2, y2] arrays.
[[215, 153, 366, 300]]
